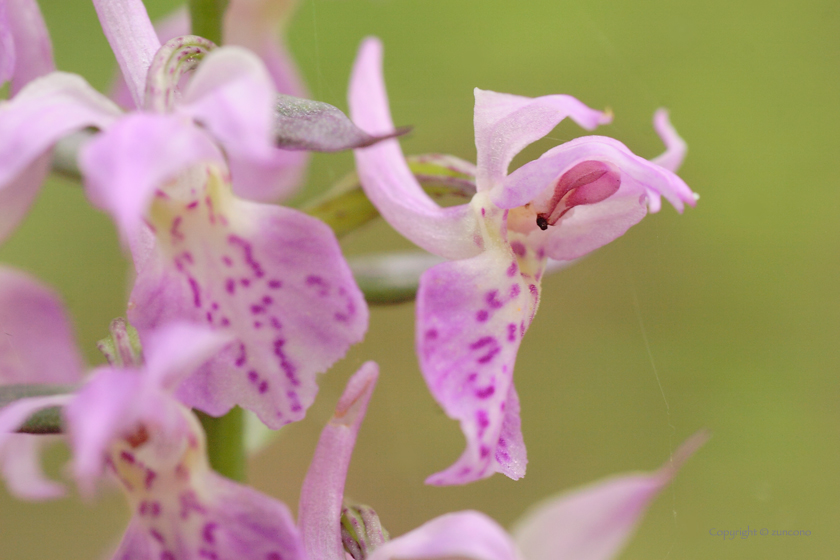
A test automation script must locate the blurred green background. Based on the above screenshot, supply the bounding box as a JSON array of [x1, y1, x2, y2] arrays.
[[2, 0, 839, 558]]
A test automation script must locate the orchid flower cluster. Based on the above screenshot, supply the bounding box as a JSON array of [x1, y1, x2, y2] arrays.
[[0, 0, 703, 558]]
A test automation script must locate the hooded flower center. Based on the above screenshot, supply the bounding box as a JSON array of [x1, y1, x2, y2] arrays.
[[527, 160, 621, 230]]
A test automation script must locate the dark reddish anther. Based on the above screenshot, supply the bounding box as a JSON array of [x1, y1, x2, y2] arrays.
[[536, 215, 549, 230], [126, 425, 150, 448]]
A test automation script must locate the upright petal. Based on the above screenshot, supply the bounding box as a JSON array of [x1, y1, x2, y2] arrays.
[[367, 511, 520, 560], [223, 0, 307, 96], [4, 0, 55, 94], [92, 0, 160, 108], [651, 109, 687, 174], [129, 165, 368, 428], [0, 151, 48, 243], [80, 112, 225, 247], [299, 362, 379, 560], [350, 37, 482, 260], [473, 88, 610, 194], [512, 432, 708, 560], [0, 265, 84, 384], [417, 209, 540, 484]]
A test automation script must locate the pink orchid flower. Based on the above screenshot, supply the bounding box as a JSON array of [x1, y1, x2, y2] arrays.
[[300, 358, 706, 560], [349, 37, 697, 485], [0, 269, 307, 559], [0, 0, 370, 428]]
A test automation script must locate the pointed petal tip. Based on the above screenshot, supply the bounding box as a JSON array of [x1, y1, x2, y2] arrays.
[[333, 362, 379, 426], [661, 429, 709, 480]]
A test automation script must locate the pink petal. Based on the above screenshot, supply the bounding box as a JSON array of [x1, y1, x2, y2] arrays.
[[142, 322, 234, 393], [80, 112, 225, 246], [223, 0, 309, 97], [299, 362, 379, 560], [92, 0, 160, 108], [1, 434, 65, 500], [111, 472, 305, 560], [179, 46, 307, 202], [651, 109, 687, 174], [349, 37, 482, 260], [474, 88, 610, 194], [0, 151, 49, 244], [498, 135, 693, 211], [4, 0, 55, 95], [367, 511, 519, 560], [128, 174, 368, 429], [0, 394, 71, 500], [417, 247, 538, 485], [0, 72, 122, 189], [0, 3, 13, 85], [101, 402, 306, 560], [512, 432, 708, 560], [0, 265, 84, 384]]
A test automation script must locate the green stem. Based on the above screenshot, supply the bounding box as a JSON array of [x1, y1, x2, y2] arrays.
[[197, 406, 246, 482], [189, 0, 229, 45]]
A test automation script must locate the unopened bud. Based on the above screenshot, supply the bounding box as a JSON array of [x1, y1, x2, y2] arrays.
[[341, 503, 389, 560]]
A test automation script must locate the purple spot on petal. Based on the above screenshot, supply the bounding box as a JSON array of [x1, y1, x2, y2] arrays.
[[161, 551, 176, 560], [271, 316, 282, 330], [481, 207, 486, 216], [480, 445, 491, 458], [477, 347, 501, 364], [222, 255, 233, 267], [144, 469, 156, 490], [506, 261, 517, 277], [235, 343, 247, 367], [259, 380, 269, 394], [225, 278, 236, 294], [253, 321, 262, 329], [305, 275, 329, 296], [468, 372, 478, 382], [202, 522, 218, 544], [262, 296, 273, 305], [251, 304, 266, 314], [529, 284, 538, 296], [240, 278, 251, 287], [120, 451, 135, 464], [507, 323, 517, 342], [248, 371, 258, 383], [485, 290, 504, 309], [268, 279, 283, 289], [187, 201, 199, 210], [425, 329, 438, 340], [470, 336, 495, 350], [476, 310, 489, 322], [511, 241, 526, 257], [510, 284, 521, 298], [189, 277, 201, 308], [220, 317, 230, 327], [150, 529, 165, 543], [476, 385, 495, 399], [266, 554, 282, 560]]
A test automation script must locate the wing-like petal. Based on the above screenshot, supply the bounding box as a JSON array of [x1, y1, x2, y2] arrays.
[[417, 243, 538, 485], [512, 432, 708, 560], [299, 362, 379, 560], [0, 151, 48, 244], [0, 72, 122, 187], [350, 37, 482, 260], [474, 88, 610, 195], [80, 112, 225, 246], [0, 265, 84, 384], [1, 434, 64, 500], [129, 168, 368, 428], [367, 511, 520, 560], [4, 0, 55, 95], [498, 135, 693, 212], [0, 394, 71, 499]]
